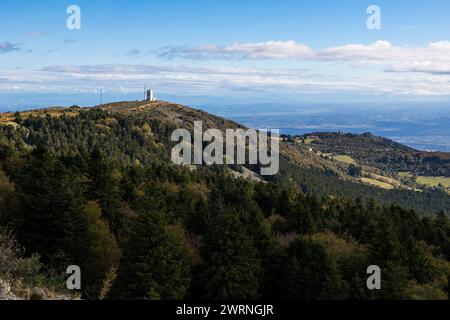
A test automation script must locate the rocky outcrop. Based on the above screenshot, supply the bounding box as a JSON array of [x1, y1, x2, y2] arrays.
[[0, 278, 77, 300], [0, 279, 19, 300]]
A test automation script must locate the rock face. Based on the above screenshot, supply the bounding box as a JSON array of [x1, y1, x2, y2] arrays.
[[0, 278, 76, 300], [0, 292, 20, 300], [0, 279, 19, 300]]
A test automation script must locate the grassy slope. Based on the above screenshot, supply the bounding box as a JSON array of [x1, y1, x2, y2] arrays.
[[417, 176, 450, 188]]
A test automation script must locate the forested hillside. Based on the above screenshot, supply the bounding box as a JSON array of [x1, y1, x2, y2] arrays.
[[306, 132, 450, 176], [1, 101, 449, 300]]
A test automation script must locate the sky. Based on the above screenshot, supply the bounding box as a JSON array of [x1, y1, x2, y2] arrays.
[[1, 0, 450, 108]]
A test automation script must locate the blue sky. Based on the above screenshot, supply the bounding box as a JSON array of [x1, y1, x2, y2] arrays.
[[1, 0, 450, 108]]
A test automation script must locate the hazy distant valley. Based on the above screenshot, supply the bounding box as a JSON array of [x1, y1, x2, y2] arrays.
[[201, 102, 450, 152]]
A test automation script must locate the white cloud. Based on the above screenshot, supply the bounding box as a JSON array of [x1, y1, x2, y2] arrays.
[[318, 40, 394, 61], [156, 40, 450, 75], [157, 41, 315, 60]]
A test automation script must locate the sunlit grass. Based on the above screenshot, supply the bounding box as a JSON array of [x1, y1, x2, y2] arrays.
[[416, 176, 450, 188], [333, 155, 357, 165], [360, 177, 395, 190], [398, 171, 414, 178]]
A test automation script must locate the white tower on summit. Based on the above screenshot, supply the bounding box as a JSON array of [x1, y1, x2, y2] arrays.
[[146, 89, 156, 101]]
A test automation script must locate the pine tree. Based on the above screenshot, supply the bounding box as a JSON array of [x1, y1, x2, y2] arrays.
[[199, 203, 262, 300], [76, 201, 121, 299], [86, 148, 123, 234], [278, 238, 337, 300], [113, 210, 191, 299], [15, 146, 86, 268], [405, 239, 434, 284]]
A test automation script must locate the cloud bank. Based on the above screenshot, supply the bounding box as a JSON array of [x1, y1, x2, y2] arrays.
[[156, 40, 450, 75], [3, 40, 450, 98], [1, 62, 450, 97], [157, 41, 315, 60]]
